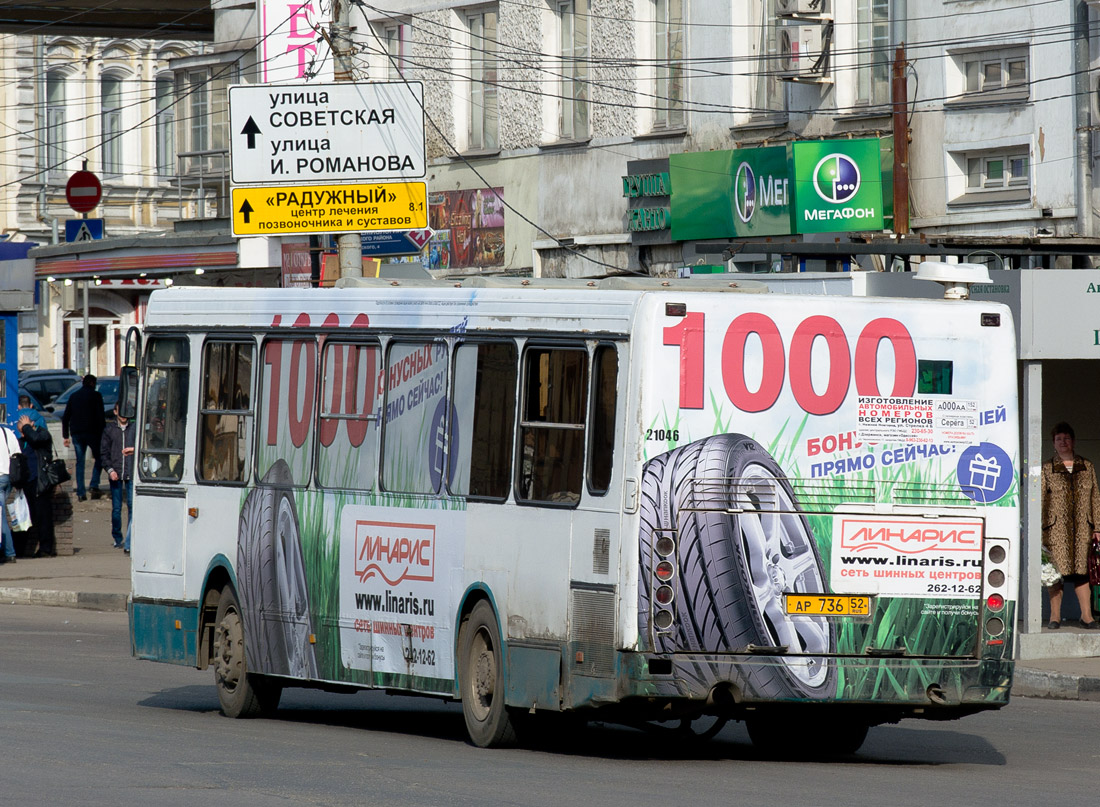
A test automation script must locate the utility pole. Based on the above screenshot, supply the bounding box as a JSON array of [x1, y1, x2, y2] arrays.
[[332, 0, 362, 278], [891, 44, 910, 236]]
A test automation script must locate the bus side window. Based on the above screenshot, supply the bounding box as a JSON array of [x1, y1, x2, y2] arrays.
[[139, 336, 189, 482], [518, 347, 587, 505], [449, 341, 517, 500], [587, 344, 618, 495], [317, 341, 381, 490], [197, 340, 254, 484], [257, 337, 317, 487], [381, 340, 449, 494]]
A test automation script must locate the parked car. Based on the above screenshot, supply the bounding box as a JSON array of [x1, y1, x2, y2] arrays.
[[47, 376, 119, 420], [19, 369, 80, 405]]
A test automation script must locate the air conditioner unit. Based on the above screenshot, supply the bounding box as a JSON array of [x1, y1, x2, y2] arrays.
[[776, 0, 827, 16], [779, 25, 828, 79]]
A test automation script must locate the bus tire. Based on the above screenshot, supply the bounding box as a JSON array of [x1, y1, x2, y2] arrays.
[[237, 460, 318, 680], [458, 599, 519, 748], [639, 434, 836, 700], [213, 585, 283, 718]]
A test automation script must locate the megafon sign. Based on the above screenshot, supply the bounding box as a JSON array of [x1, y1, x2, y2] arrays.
[[667, 137, 888, 239], [791, 138, 885, 233], [669, 146, 792, 240]]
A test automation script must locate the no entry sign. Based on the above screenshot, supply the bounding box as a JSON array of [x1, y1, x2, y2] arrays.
[[66, 170, 102, 213]]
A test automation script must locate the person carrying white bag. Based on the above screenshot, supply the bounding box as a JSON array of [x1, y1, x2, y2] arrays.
[[0, 422, 26, 563]]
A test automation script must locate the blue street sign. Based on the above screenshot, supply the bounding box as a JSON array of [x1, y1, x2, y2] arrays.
[[65, 219, 105, 242], [357, 229, 432, 257]]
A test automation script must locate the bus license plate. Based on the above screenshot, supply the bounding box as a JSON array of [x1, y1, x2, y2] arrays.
[[785, 594, 871, 616]]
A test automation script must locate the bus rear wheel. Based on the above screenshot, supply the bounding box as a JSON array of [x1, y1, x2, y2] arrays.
[[213, 585, 282, 718], [459, 600, 518, 748]]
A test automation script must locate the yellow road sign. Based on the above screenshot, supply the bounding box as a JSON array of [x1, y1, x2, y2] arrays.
[[231, 181, 428, 236]]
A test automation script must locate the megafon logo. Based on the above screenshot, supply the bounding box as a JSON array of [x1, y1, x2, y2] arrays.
[[734, 161, 757, 223], [813, 153, 861, 204], [354, 520, 435, 585]]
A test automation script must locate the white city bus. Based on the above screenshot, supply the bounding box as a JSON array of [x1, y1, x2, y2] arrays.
[[129, 276, 1018, 752]]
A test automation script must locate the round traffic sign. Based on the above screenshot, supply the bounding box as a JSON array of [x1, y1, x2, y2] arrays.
[[66, 170, 102, 213]]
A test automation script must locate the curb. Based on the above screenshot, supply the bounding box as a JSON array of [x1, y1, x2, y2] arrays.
[[0, 586, 128, 612], [1013, 666, 1100, 701]]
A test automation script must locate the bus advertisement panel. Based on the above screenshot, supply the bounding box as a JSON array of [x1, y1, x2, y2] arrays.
[[637, 295, 1016, 705]]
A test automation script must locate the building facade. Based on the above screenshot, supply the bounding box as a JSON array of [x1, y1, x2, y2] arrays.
[[0, 34, 205, 373]]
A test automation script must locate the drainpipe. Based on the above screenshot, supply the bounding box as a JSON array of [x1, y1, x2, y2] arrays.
[[1075, 1, 1093, 238]]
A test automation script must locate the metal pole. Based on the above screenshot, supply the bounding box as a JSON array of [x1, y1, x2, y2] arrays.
[[82, 280, 90, 374], [891, 44, 910, 235], [1074, 0, 1092, 239], [333, 0, 362, 278]]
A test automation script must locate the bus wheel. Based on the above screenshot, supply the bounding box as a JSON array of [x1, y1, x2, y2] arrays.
[[213, 585, 282, 718], [459, 600, 518, 748]]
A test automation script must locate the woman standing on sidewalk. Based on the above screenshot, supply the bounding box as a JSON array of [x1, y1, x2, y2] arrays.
[[1042, 421, 1100, 630], [0, 423, 20, 563]]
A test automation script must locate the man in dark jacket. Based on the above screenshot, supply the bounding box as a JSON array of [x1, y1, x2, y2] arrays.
[[16, 405, 56, 557], [62, 374, 106, 501], [101, 404, 135, 551]]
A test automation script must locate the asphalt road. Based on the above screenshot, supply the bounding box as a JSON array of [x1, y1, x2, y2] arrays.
[[0, 605, 1096, 807]]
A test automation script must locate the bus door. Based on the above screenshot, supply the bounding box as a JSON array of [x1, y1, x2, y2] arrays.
[[134, 336, 191, 577]]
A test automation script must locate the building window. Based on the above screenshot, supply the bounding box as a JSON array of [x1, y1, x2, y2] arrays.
[[558, 0, 589, 140], [177, 63, 236, 178], [383, 22, 409, 79], [468, 10, 499, 151], [856, 0, 889, 106], [967, 151, 1029, 191], [950, 147, 1031, 207], [45, 71, 66, 177], [755, 0, 784, 115], [950, 47, 1029, 106], [654, 0, 685, 128], [155, 77, 176, 178], [101, 74, 123, 177]]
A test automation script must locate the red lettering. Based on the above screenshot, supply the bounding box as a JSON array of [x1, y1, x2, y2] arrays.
[[288, 339, 316, 448], [721, 313, 784, 413], [854, 318, 916, 397], [789, 316, 850, 415], [663, 311, 705, 409]]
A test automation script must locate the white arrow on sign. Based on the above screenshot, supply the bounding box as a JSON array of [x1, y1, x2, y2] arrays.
[[229, 81, 426, 185]]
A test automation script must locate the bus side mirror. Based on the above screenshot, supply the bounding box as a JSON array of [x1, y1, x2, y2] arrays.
[[118, 366, 139, 420]]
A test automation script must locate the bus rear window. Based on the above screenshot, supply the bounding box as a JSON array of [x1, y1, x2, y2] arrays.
[[918, 360, 953, 395]]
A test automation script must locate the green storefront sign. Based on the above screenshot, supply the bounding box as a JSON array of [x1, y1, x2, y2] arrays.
[[670, 147, 791, 241], [667, 137, 888, 239], [791, 138, 885, 233]]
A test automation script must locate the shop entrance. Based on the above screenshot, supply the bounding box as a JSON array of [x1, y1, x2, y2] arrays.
[[63, 310, 120, 375]]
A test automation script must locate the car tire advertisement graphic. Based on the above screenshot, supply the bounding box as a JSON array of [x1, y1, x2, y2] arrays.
[[640, 434, 837, 699], [237, 459, 318, 680]]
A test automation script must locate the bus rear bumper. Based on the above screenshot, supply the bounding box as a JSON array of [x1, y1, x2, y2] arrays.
[[595, 653, 1014, 719]]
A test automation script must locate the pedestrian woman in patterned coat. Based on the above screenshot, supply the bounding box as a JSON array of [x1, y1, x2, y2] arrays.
[[1041, 421, 1100, 630]]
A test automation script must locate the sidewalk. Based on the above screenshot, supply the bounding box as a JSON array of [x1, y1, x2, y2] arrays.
[[0, 491, 129, 612], [2, 492, 1100, 702]]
